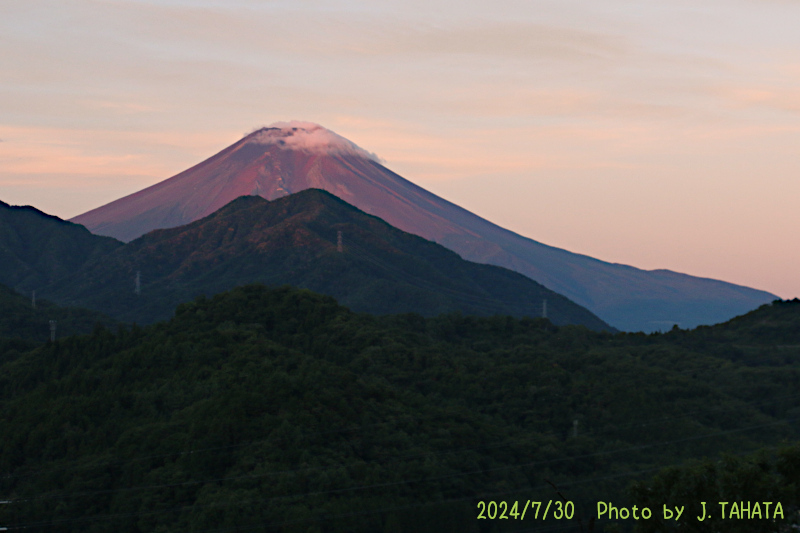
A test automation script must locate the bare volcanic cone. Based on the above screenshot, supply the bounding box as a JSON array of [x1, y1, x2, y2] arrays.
[[71, 122, 777, 331], [71, 122, 471, 245]]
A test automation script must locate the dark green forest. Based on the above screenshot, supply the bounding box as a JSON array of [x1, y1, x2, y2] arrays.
[[0, 282, 116, 346], [1, 286, 798, 532]]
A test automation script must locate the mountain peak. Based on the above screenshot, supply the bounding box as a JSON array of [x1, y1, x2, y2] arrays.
[[244, 121, 381, 162], [70, 125, 778, 331]]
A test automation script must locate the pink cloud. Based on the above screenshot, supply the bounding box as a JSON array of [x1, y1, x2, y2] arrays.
[[247, 121, 383, 162]]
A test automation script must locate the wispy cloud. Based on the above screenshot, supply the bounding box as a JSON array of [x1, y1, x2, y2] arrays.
[[2, 0, 800, 296], [719, 86, 800, 113], [0, 125, 229, 176], [247, 122, 383, 162]]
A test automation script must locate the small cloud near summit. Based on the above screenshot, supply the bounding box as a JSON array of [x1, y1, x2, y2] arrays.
[[245, 121, 382, 162]]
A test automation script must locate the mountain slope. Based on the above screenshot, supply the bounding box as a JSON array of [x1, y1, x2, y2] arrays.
[[0, 282, 117, 344], [0, 200, 122, 292], [70, 123, 777, 331], [53, 190, 613, 330], [661, 298, 800, 366]]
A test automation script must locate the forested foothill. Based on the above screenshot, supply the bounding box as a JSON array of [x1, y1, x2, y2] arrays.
[[0, 286, 798, 532], [1, 191, 613, 331], [0, 282, 116, 349]]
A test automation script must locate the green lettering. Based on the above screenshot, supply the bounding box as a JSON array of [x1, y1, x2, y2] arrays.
[[697, 502, 707, 522], [740, 501, 750, 519]]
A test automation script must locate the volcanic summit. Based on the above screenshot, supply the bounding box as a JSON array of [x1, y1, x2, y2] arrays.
[[71, 122, 777, 331]]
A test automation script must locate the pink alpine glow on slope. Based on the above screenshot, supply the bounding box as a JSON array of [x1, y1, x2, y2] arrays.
[[70, 123, 776, 331]]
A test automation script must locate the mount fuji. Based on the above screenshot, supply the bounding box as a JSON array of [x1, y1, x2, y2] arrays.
[[71, 122, 777, 331]]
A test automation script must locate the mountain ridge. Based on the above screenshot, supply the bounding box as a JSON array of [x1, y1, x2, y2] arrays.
[[26, 190, 614, 330], [70, 123, 776, 331], [0, 200, 122, 292]]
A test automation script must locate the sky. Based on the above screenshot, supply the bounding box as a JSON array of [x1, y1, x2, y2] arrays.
[[1, 0, 799, 299]]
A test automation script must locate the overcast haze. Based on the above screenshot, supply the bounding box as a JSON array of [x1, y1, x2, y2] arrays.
[[1, 0, 798, 299]]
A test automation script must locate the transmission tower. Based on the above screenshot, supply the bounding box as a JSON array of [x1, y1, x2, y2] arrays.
[[135, 271, 141, 296], [49, 320, 57, 342]]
